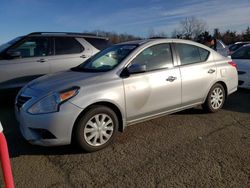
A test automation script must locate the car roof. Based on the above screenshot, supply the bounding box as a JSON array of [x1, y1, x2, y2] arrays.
[[117, 38, 211, 49], [235, 41, 250, 44], [242, 44, 250, 47], [118, 39, 151, 46], [27, 32, 109, 40]]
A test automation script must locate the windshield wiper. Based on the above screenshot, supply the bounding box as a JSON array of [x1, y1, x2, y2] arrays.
[[71, 66, 100, 72]]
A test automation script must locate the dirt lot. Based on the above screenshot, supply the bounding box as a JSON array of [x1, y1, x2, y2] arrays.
[[0, 89, 250, 188]]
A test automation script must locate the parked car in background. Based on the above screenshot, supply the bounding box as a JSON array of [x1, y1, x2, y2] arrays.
[[15, 39, 238, 152], [198, 38, 229, 57], [231, 44, 250, 89], [216, 39, 230, 57], [0, 32, 110, 90], [229, 41, 250, 55]]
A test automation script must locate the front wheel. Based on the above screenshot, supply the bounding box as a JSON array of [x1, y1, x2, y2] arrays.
[[74, 105, 118, 152], [202, 83, 226, 113]]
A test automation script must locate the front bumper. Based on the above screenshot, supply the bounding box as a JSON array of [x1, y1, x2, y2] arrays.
[[15, 101, 83, 146]]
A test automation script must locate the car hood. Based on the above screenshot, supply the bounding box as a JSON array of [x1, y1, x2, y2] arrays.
[[27, 70, 103, 92]]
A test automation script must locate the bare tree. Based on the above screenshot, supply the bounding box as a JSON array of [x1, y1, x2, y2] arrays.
[[83, 30, 141, 44], [174, 16, 208, 39], [148, 28, 168, 38], [171, 29, 182, 38], [157, 31, 168, 38], [148, 28, 156, 38]]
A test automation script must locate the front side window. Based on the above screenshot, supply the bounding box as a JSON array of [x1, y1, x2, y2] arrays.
[[232, 46, 250, 59], [130, 43, 173, 72], [55, 37, 83, 55], [76, 44, 138, 72], [176, 43, 209, 65], [8, 37, 50, 58]]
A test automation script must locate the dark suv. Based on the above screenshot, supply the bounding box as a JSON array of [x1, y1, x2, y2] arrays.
[[0, 32, 111, 90]]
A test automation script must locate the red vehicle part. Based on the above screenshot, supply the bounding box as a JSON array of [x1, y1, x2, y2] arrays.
[[0, 127, 15, 188]]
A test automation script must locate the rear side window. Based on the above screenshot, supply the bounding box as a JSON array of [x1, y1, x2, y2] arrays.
[[84, 38, 110, 50], [176, 43, 209, 65], [55, 37, 83, 55], [199, 48, 210, 61]]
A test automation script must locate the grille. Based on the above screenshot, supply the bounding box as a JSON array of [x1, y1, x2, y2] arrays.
[[16, 95, 32, 109], [29, 128, 57, 139]]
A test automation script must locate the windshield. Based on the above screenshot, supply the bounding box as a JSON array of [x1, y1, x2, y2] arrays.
[[231, 46, 250, 59], [0, 36, 23, 53], [229, 43, 245, 51], [76, 44, 138, 72]]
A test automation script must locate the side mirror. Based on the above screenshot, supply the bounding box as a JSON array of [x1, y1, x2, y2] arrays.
[[6, 50, 21, 58], [127, 63, 146, 74]]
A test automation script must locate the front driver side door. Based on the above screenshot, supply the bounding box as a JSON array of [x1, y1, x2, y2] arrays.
[[0, 36, 51, 89], [123, 43, 181, 123]]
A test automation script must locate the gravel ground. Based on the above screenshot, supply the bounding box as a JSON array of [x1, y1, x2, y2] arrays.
[[0, 89, 249, 188]]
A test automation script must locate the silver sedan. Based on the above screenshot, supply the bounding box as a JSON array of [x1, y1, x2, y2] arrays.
[[15, 39, 238, 152]]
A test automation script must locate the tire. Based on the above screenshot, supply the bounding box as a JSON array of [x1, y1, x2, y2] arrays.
[[75, 105, 118, 152], [202, 83, 226, 113]]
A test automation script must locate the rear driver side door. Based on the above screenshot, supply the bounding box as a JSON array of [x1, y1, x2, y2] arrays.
[[49, 37, 92, 73], [174, 43, 216, 106]]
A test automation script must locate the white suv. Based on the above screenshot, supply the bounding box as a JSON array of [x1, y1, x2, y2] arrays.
[[0, 32, 110, 90]]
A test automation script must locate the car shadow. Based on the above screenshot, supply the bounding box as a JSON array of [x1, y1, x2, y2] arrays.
[[174, 107, 205, 115], [223, 88, 250, 113], [174, 88, 250, 115]]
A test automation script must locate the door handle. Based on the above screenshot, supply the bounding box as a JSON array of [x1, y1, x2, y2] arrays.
[[208, 69, 215, 74], [166, 76, 177, 82], [37, 59, 47, 63], [80, 55, 87, 58]]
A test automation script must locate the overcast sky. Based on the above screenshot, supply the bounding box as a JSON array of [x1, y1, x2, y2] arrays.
[[1, 0, 250, 43]]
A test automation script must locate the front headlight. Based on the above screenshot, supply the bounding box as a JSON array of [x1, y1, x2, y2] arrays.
[[28, 87, 79, 114]]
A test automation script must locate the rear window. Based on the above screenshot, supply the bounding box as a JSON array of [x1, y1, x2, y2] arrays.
[[55, 37, 84, 55], [84, 37, 111, 50]]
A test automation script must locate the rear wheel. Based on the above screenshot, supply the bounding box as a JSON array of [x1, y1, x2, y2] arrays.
[[75, 105, 118, 152], [202, 83, 226, 113]]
